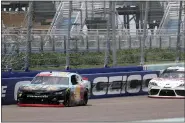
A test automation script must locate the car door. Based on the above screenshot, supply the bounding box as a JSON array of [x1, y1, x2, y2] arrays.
[[71, 74, 83, 101], [76, 74, 85, 100]]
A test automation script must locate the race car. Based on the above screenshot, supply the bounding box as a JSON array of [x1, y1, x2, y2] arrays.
[[148, 66, 185, 98], [17, 71, 91, 107]]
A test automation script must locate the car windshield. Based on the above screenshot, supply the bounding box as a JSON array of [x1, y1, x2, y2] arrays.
[[31, 76, 69, 85], [160, 69, 185, 79]]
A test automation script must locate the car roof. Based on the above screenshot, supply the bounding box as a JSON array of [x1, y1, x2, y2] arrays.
[[36, 71, 74, 77], [166, 66, 185, 72]]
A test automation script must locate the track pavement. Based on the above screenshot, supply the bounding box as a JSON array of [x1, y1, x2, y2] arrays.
[[2, 96, 184, 122]]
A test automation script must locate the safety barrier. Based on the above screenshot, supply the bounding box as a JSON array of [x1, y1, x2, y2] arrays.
[[2, 66, 159, 105]]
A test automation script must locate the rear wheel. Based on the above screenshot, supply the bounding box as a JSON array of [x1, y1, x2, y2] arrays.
[[63, 92, 73, 107], [82, 91, 88, 106]]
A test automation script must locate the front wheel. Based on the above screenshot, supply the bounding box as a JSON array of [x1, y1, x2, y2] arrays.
[[17, 98, 23, 104]]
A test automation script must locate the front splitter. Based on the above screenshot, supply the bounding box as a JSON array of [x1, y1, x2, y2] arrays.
[[17, 103, 64, 107], [148, 95, 185, 99]]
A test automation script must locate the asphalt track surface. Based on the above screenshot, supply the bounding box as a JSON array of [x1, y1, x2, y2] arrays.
[[2, 96, 184, 122]]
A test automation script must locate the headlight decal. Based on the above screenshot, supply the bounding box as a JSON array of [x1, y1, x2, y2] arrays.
[[17, 89, 23, 97], [18, 93, 22, 97], [178, 83, 185, 87], [149, 82, 158, 86]]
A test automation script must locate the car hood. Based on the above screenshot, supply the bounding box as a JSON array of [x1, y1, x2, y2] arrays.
[[20, 84, 69, 92], [151, 78, 184, 87]]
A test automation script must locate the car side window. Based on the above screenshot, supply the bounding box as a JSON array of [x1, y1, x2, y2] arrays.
[[71, 75, 78, 85], [76, 75, 82, 83]]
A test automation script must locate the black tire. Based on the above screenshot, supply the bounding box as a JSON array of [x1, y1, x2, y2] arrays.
[[63, 92, 73, 107], [82, 91, 88, 106], [17, 99, 20, 104], [17, 98, 22, 104]]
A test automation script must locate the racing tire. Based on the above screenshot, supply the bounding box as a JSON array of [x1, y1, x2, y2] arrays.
[[17, 98, 23, 104], [63, 92, 73, 107], [82, 91, 88, 106]]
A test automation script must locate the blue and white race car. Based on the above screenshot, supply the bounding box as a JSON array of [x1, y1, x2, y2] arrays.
[[17, 72, 91, 107], [148, 66, 185, 99]]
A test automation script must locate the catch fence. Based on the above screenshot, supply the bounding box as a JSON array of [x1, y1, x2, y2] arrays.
[[1, 28, 185, 71]]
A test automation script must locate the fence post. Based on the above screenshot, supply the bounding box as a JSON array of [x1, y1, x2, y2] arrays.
[[140, 1, 148, 66], [104, 2, 111, 67], [24, 1, 33, 71], [40, 35, 43, 52], [176, 1, 183, 62], [112, 1, 117, 67], [103, 1, 106, 19], [75, 37, 78, 51], [159, 36, 162, 49], [85, 1, 88, 19], [91, 1, 94, 18], [139, 35, 142, 50], [149, 35, 152, 49], [129, 36, 131, 49], [14, 35, 19, 54], [97, 30, 100, 52], [64, 35, 66, 54], [80, 2, 83, 29], [119, 35, 121, 50], [52, 36, 55, 52], [169, 36, 171, 49], [66, 1, 72, 70], [86, 35, 89, 52]]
